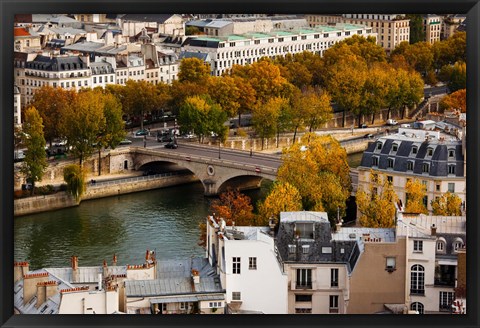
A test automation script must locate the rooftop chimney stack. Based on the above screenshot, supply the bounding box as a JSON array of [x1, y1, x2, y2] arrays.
[[113, 254, 117, 266], [431, 224, 437, 236], [14, 261, 29, 284], [71, 256, 79, 283], [191, 269, 200, 284]]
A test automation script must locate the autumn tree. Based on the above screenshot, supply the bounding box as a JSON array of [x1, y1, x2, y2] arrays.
[[63, 164, 86, 202], [361, 65, 390, 124], [210, 187, 256, 226], [277, 133, 351, 225], [178, 57, 211, 84], [356, 172, 398, 228], [29, 86, 75, 147], [258, 182, 302, 225], [209, 75, 241, 118], [122, 80, 160, 130], [20, 106, 48, 195], [61, 90, 105, 166], [431, 192, 462, 216], [396, 68, 424, 119], [405, 178, 428, 214], [300, 87, 333, 132], [440, 89, 466, 113]]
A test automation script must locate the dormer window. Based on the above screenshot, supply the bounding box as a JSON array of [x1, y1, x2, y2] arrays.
[[407, 161, 414, 171], [392, 143, 398, 152], [295, 223, 314, 240], [372, 156, 379, 166], [436, 237, 446, 253], [411, 146, 418, 156], [302, 245, 310, 254], [288, 245, 296, 254], [427, 147, 434, 157], [387, 158, 394, 169], [448, 165, 456, 175], [453, 238, 464, 252], [448, 149, 455, 159], [422, 163, 430, 173], [376, 142, 382, 150]]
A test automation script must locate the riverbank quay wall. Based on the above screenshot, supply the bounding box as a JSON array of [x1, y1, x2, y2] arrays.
[[14, 173, 198, 217]]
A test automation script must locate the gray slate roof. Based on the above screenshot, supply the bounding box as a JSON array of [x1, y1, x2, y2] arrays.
[[360, 136, 464, 177], [121, 14, 175, 24], [179, 51, 210, 62], [26, 55, 88, 71], [275, 212, 360, 272]]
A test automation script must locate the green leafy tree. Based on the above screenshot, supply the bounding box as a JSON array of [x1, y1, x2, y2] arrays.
[[63, 164, 86, 202], [405, 14, 424, 44], [258, 182, 302, 225], [251, 97, 282, 149], [431, 192, 462, 216], [405, 178, 428, 214], [439, 61, 466, 92], [20, 106, 48, 195], [356, 172, 398, 228]]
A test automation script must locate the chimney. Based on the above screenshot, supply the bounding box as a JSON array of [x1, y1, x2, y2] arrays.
[[268, 218, 275, 237], [23, 272, 49, 305], [71, 256, 79, 283], [14, 261, 29, 283], [113, 254, 117, 266], [35, 281, 58, 308], [191, 269, 200, 284], [431, 224, 437, 236]]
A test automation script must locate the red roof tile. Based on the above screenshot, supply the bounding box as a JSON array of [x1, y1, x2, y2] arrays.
[[14, 27, 31, 37]]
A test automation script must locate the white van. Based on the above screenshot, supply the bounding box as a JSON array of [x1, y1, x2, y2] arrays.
[[386, 119, 398, 126]]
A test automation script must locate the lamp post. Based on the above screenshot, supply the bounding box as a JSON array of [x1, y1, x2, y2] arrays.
[[218, 141, 221, 159]]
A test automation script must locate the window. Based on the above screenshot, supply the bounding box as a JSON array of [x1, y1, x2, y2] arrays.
[[439, 292, 454, 311], [448, 165, 455, 175], [410, 265, 425, 295], [331, 268, 339, 287], [209, 301, 222, 308], [377, 142, 382, 150], [436, 240, 445, 252], [249, 257, 257, 270], [232, 257, 241, 274], [302, 245, 310, 254], [436, 184, 441, 191], [387, 158, 394, 169], [448, 183, 455, 193], [295, 223, 314, 239], [372, 156, 379, 166], [427, 148, 433, 156], [407, 161, 414, 171], [295, 308, 312, 314], [179, 302, 187, 310], [93, 77, 97, 83], [392, 143, 398, 152], [329, 295, 339, 313], [288, 245, 296, 253], [453, 238, 464, 251], [386, 257, 396, 271], [232, 292, 241, 301], [412, 146, 418, 155], [387, 176, 393, 183], [422, 163, 429, 173], [296, 268, 312, 288], [322, 247, 332, 254], [413, 240, 423, 252], [295, 294, 312, 302]]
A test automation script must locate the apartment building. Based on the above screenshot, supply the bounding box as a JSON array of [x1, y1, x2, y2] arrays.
[[205, 216, 288, 314], [14, 85, 22, 127], [305, 14, 409, 53], [358, 125, 466, 213], [423, 14, 442, 44], [183, 23, 376, 76], [14, 27, 42, 52], [276, 212, 361, 314]]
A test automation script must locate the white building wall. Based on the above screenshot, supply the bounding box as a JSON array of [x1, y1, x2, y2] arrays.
[[14, 91, 22, 127], [223, 234, 288, 314], [58, 290, 119, 314]]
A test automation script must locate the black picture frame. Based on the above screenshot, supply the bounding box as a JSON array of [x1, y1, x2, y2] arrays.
[[1, 1, 478, 327]]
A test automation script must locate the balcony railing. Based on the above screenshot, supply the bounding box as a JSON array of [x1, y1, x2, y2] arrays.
[[410, 289, 425, 296], [296, 283, 313, 289]]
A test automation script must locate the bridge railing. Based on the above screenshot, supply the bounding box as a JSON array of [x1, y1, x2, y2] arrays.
[[88, 171, 190, 188]]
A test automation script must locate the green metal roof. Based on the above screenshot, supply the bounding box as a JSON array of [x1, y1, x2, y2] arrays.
[[250, 33, 270, 38], [275, 31, 294, 36], [298, 29, 316, 34], [227, 35, 248, 41], [195, 37, 222, 42]]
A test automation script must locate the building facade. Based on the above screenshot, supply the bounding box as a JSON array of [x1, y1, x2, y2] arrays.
[[305, 14, 409, 53], [423, 14, 442, 44], [14, 85, 22, 127], [183, 23, 376, 76], [358, 125, 466, 213]]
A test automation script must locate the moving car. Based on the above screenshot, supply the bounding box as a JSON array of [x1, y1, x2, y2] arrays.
[[164, 141, 178, 149], [119, 139, 133, 145], [135, 129, 148, 136], [386, 119, 398, 126]]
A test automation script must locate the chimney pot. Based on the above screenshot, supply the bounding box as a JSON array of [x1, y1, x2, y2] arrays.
[[431, 224, 437, 236]]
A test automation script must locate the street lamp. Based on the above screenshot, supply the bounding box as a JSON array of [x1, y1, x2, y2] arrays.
[[218, 141, 221, 159]]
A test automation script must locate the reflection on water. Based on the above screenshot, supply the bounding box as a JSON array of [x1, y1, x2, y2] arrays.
[[15, 181, 273, 270]]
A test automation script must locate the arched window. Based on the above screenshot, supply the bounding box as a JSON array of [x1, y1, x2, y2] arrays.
[[453, 237, 464, 252], [411, 302, 424, 314], [410, 265, 425, 295], [436, 237, 446, 253]]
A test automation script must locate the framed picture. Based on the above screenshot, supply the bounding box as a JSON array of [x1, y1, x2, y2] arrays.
[[1, 0, 478, 327]]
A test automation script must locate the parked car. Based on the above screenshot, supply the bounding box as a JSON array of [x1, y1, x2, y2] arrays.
[[158, 135, 173, 143], [135, 129, 148, 136], [360, 123, 368, 128], [164, 141, 178, 149], [119, 139, 133, 145], [386, 119, 398, 126]]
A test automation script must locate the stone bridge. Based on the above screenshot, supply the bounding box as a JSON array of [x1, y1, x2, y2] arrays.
[[109, 147, 278, 196]]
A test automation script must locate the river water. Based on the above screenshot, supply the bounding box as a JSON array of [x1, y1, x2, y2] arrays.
[[14, 152, 363, 270]]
